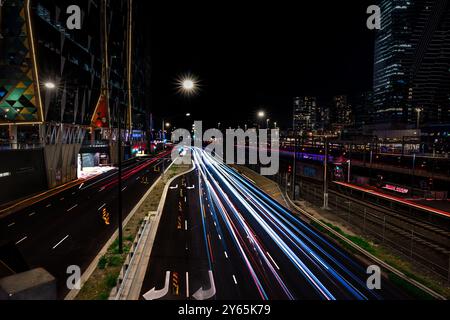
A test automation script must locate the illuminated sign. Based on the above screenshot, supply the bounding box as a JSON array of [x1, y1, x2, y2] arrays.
[[382, 184, 409, 194]]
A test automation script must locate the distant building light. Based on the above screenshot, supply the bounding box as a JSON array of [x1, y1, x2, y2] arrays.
[[0, 172, 11, 178]]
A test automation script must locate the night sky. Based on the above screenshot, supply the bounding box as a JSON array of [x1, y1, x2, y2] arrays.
[[145, 1, 375, 129]]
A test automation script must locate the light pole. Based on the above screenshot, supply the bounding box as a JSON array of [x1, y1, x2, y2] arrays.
[[347, 159, 351, 183], [117, 101, 123, 254], [322, 136, 330, 209], [415, 107, 423, 129], [257, 111, 265, 130]]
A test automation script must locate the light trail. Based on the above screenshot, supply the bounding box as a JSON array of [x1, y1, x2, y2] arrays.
[[191, 147, 380, 300]]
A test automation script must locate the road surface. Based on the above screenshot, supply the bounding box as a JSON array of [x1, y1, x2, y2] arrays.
[[139, 148, 409, 300], [0, 150, 173, 299]]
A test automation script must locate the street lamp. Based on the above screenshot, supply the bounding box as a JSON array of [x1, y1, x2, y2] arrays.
[[347, 159, 351, 183], [415, 107, 423, 129], [258, 111, 265, 119], [44, 82, 56, 89], [177, 74, 199, 96]]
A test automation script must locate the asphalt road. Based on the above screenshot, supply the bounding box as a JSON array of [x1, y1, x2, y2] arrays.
[[140, 148, 410, 300], [0, 150, 173, 299]]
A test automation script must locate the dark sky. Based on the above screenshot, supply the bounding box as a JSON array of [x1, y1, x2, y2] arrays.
[[145, 1, 375, 129]]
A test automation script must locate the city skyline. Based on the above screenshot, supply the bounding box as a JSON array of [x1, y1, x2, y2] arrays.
[[0, 0, 449, 306]]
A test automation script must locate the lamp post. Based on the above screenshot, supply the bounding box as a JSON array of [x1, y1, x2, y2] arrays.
[[322, 136, 330, 209], [415, 107, 423, 129], [347, 159, 351, 183], [117, 102, 123, 254]]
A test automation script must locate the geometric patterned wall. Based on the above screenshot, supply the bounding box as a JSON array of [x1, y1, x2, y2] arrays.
[[0, 0, 42, 124]]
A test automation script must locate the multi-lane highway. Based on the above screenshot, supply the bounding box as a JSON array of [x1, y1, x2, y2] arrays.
[[140, 147, 408, 300], [0, 150, 173, 299]]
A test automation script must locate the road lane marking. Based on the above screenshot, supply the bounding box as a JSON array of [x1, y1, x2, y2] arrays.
[[98, 203, 106, 211], [79, 183, 84, 189], [16, 236, 27, 245], [143, 271, 170, 300], [122, 186, 127, 192], [218, 234, 222, 240], [232, 275, 238, 285], [170, 184, 178, 190], [8, 222, 15, 227], [224, 251, 228, 259], [186, 272, 189, 298], [46, 204, 52, 208], [185, 220, 188, 231], [184, 196, 187, 203], [192, 271, 216, 300], [67, 204, 78, 212], [266, 252, 280, 270], [72, 192, 76, 195], [60, 197, 65, 201], [99, 187, 105, 192], [29, 212, 36, 217], [52, 235, 69, 249]]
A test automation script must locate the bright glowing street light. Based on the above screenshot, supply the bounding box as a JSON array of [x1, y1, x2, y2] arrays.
[[415, 107, 423, 129], [44, 82, 56, 89], [176, 74, 199, 96], [186, 113, 191, 117], [258, 111, 265, 118], [183, 80, 194, 90], [165, 122, 171, 128]]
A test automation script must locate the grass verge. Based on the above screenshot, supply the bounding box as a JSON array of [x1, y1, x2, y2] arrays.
[[310, 220, 448, 299]]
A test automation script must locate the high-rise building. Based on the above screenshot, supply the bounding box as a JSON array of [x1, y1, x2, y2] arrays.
[[350, 92, 374, 128], [293, 96, 318, 133], [333, 95, 352, 128], [373, 0, 450, 126], [0, 0, 150, 203]]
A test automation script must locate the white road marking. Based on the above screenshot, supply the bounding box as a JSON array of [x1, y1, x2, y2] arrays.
[[79, 183, 84, 189], [72, 192, 76, 195], [122, 187, 127, 192], [98, 203, 106, 211], [52, 235, 69, 250], [186, 272, 189, 298], [67, 204, 78, 212], [99, 187, 105, 192], [8, 222, 15, 227], [232, 275, 238, 285], [46, 204, 52, 208], [29, 212, 36, 217], [185, 220, 188, 231], [15, 236, 27, 245], [184, 196, 187, 203], [170, 184, 178, 190], [136, 177, 140, 181], [213, 221, 217, 227], [60, 197, 65, 201], [218, 235, 222, 240], [266, 252, 280, 270], [224, 251, 228, 259]]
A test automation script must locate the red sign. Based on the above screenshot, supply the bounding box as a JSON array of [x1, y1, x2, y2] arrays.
[[382, 184, 409, 194]]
